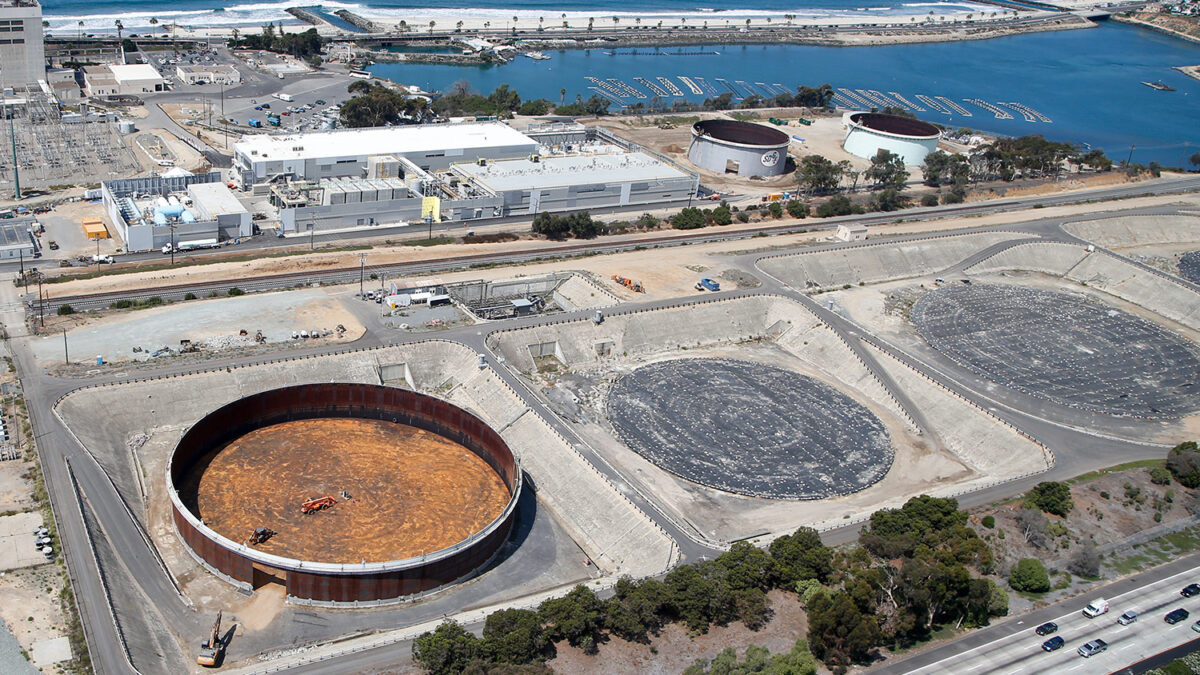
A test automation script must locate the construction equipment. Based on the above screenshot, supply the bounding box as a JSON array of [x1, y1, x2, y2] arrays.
[[301, 496, 337, 514], [196, 611, 224, 667], [611, 275, 645, 293], [245, 527, 276, 546]]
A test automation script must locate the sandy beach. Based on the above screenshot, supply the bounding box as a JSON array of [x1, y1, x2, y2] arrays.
[[144, 6, 1074, 46]]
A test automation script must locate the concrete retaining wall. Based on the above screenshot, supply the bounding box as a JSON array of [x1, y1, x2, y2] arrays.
[[1064, 215, 1200, 249], [758, 232, 1026, 289], [1066, 253, 1200, 329], [966, 241, 1090, 276]]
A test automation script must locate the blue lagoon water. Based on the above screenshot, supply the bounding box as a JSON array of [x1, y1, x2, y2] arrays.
[[369, 22, 1200, 165]]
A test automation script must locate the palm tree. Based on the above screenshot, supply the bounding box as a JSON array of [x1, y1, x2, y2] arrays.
[[78, 20, 84, 42], [560, 88, 566, 104], [429, 20, 436, 34], [456, 20, 463, 32], [231, 27, 240, 44], [612, 16, 619, 27], [588, 17, 594, 31]]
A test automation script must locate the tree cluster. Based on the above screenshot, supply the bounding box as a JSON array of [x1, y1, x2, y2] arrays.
[[340, 81, 429, 128], [413, 530, 833, 673], [633, 83, 835, 115], [811, 496, 1005, 667], [684, 641, 817, 675], [433, 82, 526, 117], [531, 211, 601, 240], [229, 24, 323, 59]]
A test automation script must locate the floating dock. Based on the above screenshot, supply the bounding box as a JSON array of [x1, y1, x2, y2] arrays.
[[965, 98, 1013, 120]]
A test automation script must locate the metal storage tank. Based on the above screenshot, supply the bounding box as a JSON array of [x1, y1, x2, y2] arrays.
[[842, 112, 941, 166], [687, 120, 790, 178], [118, 120, 136, 134], [169, 383, 522, 605]]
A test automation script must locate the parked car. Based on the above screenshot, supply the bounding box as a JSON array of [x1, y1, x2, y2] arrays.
[[261, 103, 270, 109], [1118, 610, 1138, 625], [1166, 608, 1191, 624], [254, 105, 263, 110], [1182, 584, 1200, 597], [47, 240, 58, 250], [1041, 636, 1065, 652], [1193, 620, 1200, 633], [1078, 639, 1108, 658], [315, 99, 326, 105], [1035, 622, 1058, 636]]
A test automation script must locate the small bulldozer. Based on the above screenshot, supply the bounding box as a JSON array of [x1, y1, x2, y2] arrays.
[[196, 611, 224, 667], [245, 527, 276, 546]]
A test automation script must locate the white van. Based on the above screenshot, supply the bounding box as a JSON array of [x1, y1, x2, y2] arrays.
[[1082, 598, 1109, 618]]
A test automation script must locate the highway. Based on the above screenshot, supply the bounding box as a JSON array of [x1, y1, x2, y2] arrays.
[[5, 180, 1200, 674], [876, 554, 1200, 674]]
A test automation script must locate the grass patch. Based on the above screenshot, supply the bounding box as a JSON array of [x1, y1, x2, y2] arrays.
[[1067, 459, 1166, 485]]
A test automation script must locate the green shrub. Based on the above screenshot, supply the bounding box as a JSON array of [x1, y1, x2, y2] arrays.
[[227, 287, 245, 296], [1025, 481, 1073, 517], [786, 199, 807, 219], [981, 515, 995, 529], [736, 211, 750, 223], [1009, 558, 1050, 593], [109, 299, 133, 309], [768, 202, 784, 219], [671, 207, 706, 230], [183, 292, 197, 301], [56, 304, 74, 315], [1148, 466, 1172, 485]]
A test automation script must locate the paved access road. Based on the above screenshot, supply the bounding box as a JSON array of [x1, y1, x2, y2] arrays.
[[878, 554, 1200, 674]]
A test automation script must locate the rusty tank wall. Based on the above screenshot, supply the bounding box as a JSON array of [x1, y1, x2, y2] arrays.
[[169, 382, 521, 604]]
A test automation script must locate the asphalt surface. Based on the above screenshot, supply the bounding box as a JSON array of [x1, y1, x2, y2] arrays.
[[8, 183, 1200, 675]]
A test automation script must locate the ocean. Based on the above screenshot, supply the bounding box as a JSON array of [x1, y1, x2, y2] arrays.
[[38, 0, 995, 33]]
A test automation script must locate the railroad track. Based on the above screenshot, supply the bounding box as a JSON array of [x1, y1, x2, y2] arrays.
[[34, 177, 1200, 314]]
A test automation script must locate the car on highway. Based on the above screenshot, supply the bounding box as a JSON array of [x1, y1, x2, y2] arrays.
[[1035, 622, 1058, 636], [1041, 636, 1065, 652], [315, 99, 326, 105], [1166, 608, 1190, 624], [1078, 639, 1108, 658], [1182, 584, 1200, 597], [254, 106, 262, 110], [1118, 610, 1138, 625], [1193, 620, 1200, 633]]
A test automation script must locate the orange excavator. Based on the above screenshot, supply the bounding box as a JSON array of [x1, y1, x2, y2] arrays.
[[196, 611, 224, 667], [301, 496, 337, 514]]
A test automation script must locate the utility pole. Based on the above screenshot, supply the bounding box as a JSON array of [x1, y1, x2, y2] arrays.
[[309, 223, 314, 250], [36, 272, 44, 328], [358, 252, 366, 297], [1126, 144, 1135, 167], [5, 88, 19, 201], [169, 224, 176, 265], [220, 80, 226, 150], [63, 328, 69, 364]]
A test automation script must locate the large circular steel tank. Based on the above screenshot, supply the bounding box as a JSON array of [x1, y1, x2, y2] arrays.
[[169, 383, 522, 604]]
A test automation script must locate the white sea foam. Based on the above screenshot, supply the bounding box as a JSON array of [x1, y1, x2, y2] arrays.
[[44, 1, 365, 33]]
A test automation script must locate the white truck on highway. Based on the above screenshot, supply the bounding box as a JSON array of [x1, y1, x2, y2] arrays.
[[274, 92, 294, 102], [1082, 598, 1109, 618], [163, 239, 219, 254]]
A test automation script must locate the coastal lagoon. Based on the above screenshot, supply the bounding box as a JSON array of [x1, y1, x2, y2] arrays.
[[369, 21, 1200, 166]]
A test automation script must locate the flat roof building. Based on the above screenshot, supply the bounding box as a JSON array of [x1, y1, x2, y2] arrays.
[[109, 64, 165, 94], [0, 217, 38, 260], [175, 64, 241, 86], [233, 122, 539, 186], [0, 1, 45, 89]]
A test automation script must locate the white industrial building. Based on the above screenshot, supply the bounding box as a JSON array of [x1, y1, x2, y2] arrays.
[[0, 0, 45, 89], [842, 112, 941, 166], [175, 64, 241, 86], [84, 64, 164, 97], [233, 122, 539, 188], [101, 172, 253, 252], [261, 122, 699, 234]]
